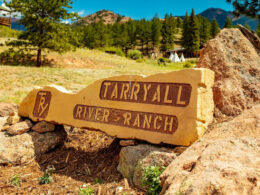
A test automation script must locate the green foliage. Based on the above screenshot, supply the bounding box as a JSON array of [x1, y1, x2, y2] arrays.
[[100, 47, 125, 56], [5, 0, 78, 66], [151, 14, 162, 50], [141, 166, 166, 195], [224, 17, 233, 28], [79, 185, 95, 195], [94, 178, 104, 184], [39, 167, 55, 185], [181, 12, 189, 49], [184, 9, 200, 52], [226, 0, 260, 19], [127, 49, 142, 60], [198, 16, 211, 45], [0, 26, 20, 38], [136, 58, 146, 63], [211, 18, 220, 38], [183, 61, 193, 68], [10, 174, 21, 187], [160, 14, 176, 52], [257, 21, 260, 37]]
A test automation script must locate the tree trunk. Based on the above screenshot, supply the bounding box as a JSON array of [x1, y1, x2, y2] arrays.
[[36, 49, 42, 67]]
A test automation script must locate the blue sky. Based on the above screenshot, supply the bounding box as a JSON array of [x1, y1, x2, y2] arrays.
[[72, 0, 234, 19], [1, 0, 234, 19]]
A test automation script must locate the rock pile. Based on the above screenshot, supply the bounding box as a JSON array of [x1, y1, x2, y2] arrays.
[[0, 102, 67, 165], [160, 28, 260, 195], [197, 28, 260, 120], [117, 144, 178, 190]]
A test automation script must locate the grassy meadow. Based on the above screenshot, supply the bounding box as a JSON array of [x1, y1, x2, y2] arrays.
[[0, 42, 191, 104]]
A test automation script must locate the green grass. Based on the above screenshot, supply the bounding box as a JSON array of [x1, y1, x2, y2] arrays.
[[0, 48, 190, 104], [0, 26, 20, 38]]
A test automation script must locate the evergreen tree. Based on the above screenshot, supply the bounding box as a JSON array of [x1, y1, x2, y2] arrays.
[[226, 0, 260, 19], [211, 18, 220, 38], [181, 12, 189, 49], [257, 21, 260, 37], [198, 16, 211, 46], [160, 14, 176, 53], [151, 14, 162, 50], [186, 9, 200, 52], [6, 0, 78, 67], [224, 17, 233, 28]]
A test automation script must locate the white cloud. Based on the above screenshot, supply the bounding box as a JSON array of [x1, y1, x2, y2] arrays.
[[61, 20, 70, 24], [77, 10, 85, 16]]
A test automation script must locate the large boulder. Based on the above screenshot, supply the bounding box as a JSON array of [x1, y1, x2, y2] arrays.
[[0, 125, 67, 165], [197, 28, 260, 120], [160, 105, 260, 195], [117, 144, 177, 188]]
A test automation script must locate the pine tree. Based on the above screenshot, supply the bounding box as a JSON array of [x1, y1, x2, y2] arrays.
[[151, 14, 162, 50], [160, 14, 176, 53], [224, 17, 233, 28], [181, 12, 189, 49], [6, 0, 78, 67], [186, 9, 200, 52], [198, 16, 211, 46], [257, 21, 260, 37], [211, 18, 220, 38]]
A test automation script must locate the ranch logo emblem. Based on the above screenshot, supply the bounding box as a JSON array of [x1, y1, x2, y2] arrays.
[[33, 91, 52, 118]]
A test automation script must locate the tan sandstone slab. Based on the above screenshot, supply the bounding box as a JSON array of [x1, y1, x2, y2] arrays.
[[18, 68, 214, 146]]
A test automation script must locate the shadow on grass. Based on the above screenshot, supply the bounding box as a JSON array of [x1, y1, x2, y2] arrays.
[[0, 55, 55, 67]]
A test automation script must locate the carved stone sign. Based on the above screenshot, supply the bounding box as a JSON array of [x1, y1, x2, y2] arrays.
[[19, 68, 215, 146]]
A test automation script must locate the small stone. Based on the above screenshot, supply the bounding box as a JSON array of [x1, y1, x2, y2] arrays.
[[1, 125, 9, 132], [7, 112, 22, 125], [0, 116, 8, 130], [7, 120, 33, 135], [0, 102, 18, 117], [120, 140, 136, 147], [32, 121, 55, 133]]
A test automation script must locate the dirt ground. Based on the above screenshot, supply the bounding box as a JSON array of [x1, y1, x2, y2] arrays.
[[0, 128, 144, 194]]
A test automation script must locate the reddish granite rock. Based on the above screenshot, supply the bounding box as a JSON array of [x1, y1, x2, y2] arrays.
[[160, 105, 260, 195], [197, 28, 260, 120]]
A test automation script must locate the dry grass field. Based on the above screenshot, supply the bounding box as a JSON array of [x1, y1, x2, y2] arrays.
[[0, 44, 190, 104]]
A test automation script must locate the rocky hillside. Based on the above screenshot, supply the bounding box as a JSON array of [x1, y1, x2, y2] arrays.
[[79, 10, 131, 25]]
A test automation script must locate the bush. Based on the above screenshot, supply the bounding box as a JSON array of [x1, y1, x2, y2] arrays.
[[10, 174, 21, 187], [136, 58, 145, 63], [184, 61, 193, 68], [79, 184, 95, 195], [39, 166, 55, 184], [0, 26, 21, 38], [100, 47, 125, 57], [141, 166, 166, 195], [127, 49, 142, 60]]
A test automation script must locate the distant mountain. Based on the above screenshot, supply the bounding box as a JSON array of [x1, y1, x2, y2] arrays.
[[11, 18, 25, 31], [78, 10, 131, 25], [199, 8, 258, 30]]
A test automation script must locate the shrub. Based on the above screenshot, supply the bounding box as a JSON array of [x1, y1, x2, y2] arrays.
[[184, 61, 193, 68], [141, 166, 166, 195], [136, 58, 145, 63], [79, 184, 95, 195], [127, 50, 142, 60], [10, 174, 21, 187], [39, 166, 55, 184], [100, 47, 125, 57], [0, 26, 21, 38]]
